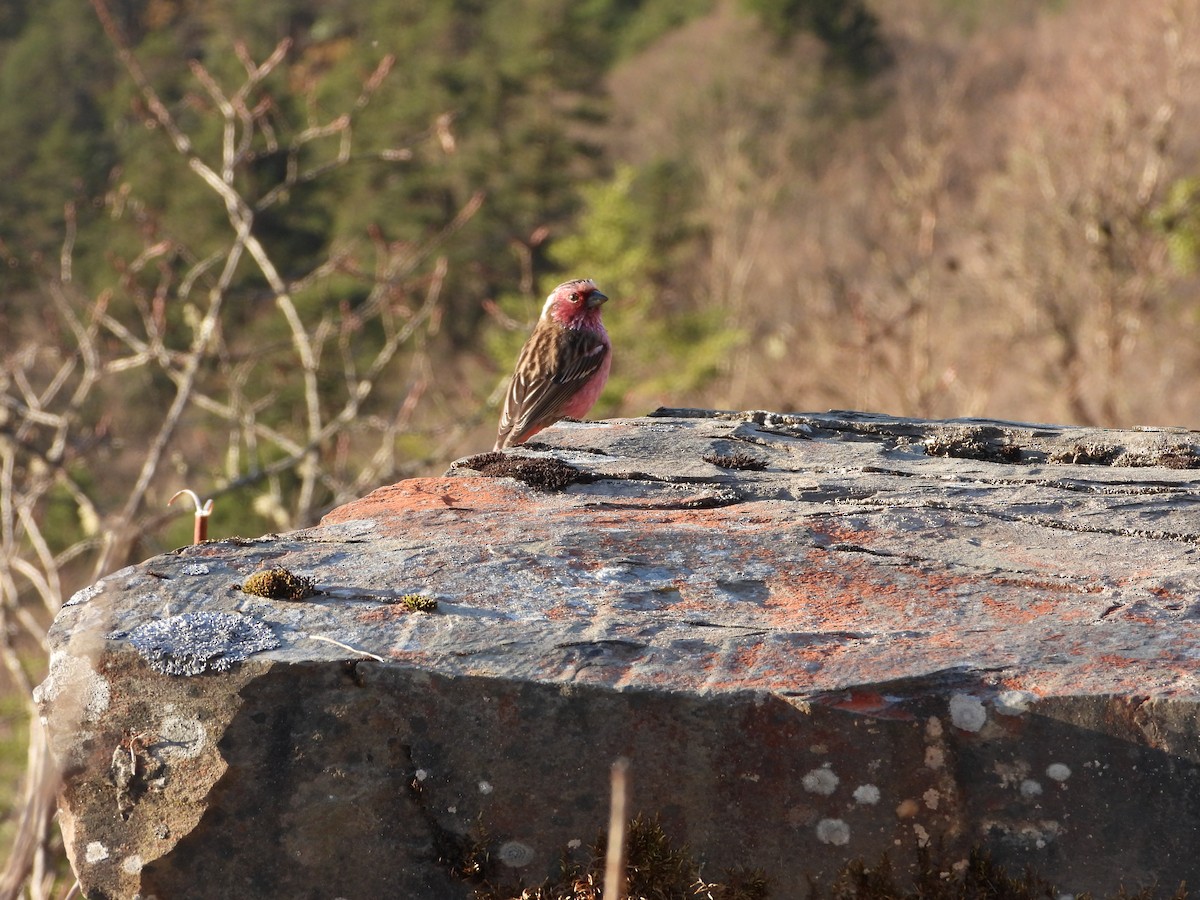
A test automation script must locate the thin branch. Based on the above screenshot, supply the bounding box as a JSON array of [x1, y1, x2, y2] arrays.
[[305, 634, 385, 662]]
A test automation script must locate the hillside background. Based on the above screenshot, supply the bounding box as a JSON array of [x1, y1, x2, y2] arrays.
[[2, 0, 1200, 890]]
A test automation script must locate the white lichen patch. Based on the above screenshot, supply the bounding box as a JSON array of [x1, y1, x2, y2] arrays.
[[923, 788, 941, 810], [34, 651, 111, 723], [66, 581, 106, 607], [802, 766, 839, 796], [815, 818, 850, 846], [853, 784, 880, 805], [414, 769, 429, 782], [949, 693, 986, 732], [85, 842, 109, 863], [122, 855, 143, 874], [1046, 763, 1072, 782], [995, 690, 1037, 716], [180, 563, 211, 576], [124, 611, 279, 676], [478, 780, 494, 795], [924, 746, 945, 769], [925, 716, 943, 739], [497, 841, 535, 867], [913, 823, 931, 847], [158, 716, 206, 760], [1020, 779, 1043, 798]]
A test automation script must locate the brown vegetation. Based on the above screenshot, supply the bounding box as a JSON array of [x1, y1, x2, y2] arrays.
[[612, 0, 1200, 425]]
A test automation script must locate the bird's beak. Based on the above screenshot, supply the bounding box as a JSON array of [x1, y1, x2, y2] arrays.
[[587, 291, 608, 309]]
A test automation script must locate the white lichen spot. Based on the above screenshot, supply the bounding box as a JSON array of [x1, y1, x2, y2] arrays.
[[158, 716, 206, 760], [995, 690, 1037, 716], [181, 563, 210, 576], [913, 824, 931, 847], [447, 806, 457, 814], [567, 839, 582, 850], [925, 716, 943, 739], [853, 785, 880, 805], [815, 818, 850, 846], [1020, 779, 1043, 799], [923, 788, 940, 810], [85, 842, 109, 864], [924, 746, 945, 769], [802, 767, 839, 796], [497, 841, 535, 867], [949, 693, 986, 732], [66, 581, 106, 607], [478, 780, 494, 795], [33, 651, 111, 723], [741, 772, 761, 782], [1047, 763, 1072, 782], [415, 769, 429, 782], [122, 855, 143, 875]]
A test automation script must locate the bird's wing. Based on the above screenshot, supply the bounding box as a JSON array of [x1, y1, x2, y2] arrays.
[[496, 326, 608, 448]]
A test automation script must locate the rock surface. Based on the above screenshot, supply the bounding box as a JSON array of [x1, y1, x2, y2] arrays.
[[36, 409, 1200, 898]]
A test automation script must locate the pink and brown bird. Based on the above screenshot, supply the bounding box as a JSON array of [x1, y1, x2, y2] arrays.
[[494, 278, 612, 450]]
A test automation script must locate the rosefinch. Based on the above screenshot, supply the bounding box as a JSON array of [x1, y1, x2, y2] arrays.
[[494, 278, 612, 450]]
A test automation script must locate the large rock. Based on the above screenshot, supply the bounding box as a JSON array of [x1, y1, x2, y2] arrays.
[[36, 409, 1200, 898]]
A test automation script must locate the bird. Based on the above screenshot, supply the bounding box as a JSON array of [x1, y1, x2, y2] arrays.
[[494, 278, 612, 450]]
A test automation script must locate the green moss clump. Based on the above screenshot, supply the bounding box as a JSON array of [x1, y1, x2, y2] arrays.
[[401, 594, 439, 613], [241, 566, 316, 601]]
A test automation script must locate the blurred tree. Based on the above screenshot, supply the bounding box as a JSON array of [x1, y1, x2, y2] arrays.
[[0, 0, 117, 271], [1153, 177, 1200, 275], [739, 0, 892, 78], [490, 163, 739, 416]]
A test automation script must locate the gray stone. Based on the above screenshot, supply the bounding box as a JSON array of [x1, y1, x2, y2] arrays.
[[36, 410, 1200, 898]]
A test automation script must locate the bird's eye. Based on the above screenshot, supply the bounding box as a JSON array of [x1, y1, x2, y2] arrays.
[[569, 292, 580, 303]]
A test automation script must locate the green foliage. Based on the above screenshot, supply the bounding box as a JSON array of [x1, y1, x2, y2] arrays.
[[0, 0, 116, 267], [570, 0, 716, 61], [739, 0, 892, 78], [38, 471, 100, 556], [0, 689, 32, 853], [1151, 177, 1200, 275], [550, 164, 740, 412], [488, 163, 739, 417]]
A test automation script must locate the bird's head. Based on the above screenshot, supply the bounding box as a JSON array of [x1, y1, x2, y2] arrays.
[[542, 279, 608, 329]]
